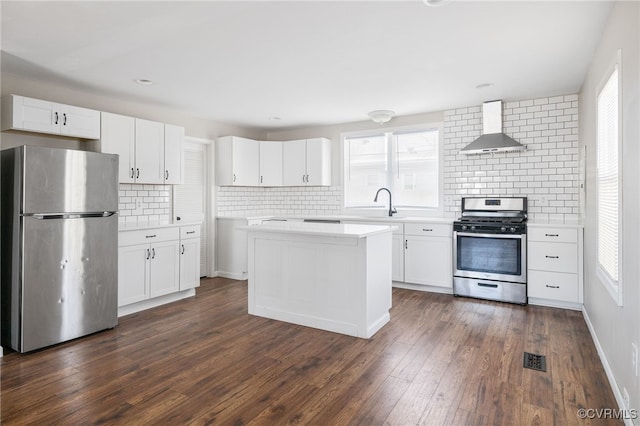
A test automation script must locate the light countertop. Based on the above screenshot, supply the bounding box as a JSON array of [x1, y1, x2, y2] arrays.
[[119, 221, 201, 231], [240, 221, 396, 238]]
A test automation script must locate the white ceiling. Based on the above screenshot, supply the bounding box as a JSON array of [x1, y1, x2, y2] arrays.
[[1, 1, 613, 130]]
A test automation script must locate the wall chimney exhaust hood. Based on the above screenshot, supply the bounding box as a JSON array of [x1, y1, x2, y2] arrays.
[[460, 100, 525, 155]]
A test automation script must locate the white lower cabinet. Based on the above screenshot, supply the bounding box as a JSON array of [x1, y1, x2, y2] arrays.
[[527, 225, 583, 308], [118, 224, 200, 311], [216, 217, 264, 280], [180, 225, 201, 290], [404, 223, 452, 288]]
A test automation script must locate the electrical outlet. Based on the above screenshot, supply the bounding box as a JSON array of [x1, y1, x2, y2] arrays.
[[632, 343, 638, 377], [623, 387, 630, 409], [134, 197, 143, 215]]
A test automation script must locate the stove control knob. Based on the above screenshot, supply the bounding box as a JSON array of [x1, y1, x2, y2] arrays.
[[510, 226, 517, 233], [471, 226, 476, 231], [501, 226, 507, 232], [461, 225, 467, 231]]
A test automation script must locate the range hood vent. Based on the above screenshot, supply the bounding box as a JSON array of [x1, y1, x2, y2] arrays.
[[460, 100, 525, 155]]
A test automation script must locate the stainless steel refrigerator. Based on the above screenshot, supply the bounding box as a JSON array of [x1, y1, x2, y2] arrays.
[[1, 145, 119, 353]]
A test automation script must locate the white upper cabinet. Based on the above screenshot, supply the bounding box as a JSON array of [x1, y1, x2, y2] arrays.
[[216, 136, 260, 186], [216, 136, 331, 187], [283, 139, 307, 186], [135, 118, 165, 184], [101, 113, 184, 184], [283, 138, 331, 186], [1, 94, 100, 139], [164, 124, 184, 185], [259, 141, 283, 186], [305, 138, 332, 186], [101, 112, 135, 183]]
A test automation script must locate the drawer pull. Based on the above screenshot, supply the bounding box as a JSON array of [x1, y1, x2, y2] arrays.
[[545, 285, 560, 289], [422, 228, 433, 232], [545, 233, 559, 237], [545, 255, 559, 259], [478, 282, 498, 289], [146, 234, 157, 239], [186, 231, 195, 234]]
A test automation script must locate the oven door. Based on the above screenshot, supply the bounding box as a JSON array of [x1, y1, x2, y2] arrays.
[[453, 231, 526, 283]]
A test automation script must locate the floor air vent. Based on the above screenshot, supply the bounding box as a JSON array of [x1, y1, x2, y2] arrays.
[[523, 352, 547, 372]]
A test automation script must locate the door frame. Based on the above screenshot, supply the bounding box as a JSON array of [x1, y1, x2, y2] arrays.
[[173, 136, 213, 277]]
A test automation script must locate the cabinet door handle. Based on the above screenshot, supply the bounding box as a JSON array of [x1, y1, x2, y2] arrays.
[[63, 113, 67, 126], [545, 284, 560, 289], [131, 168, 135, 179], [302, 174, 305, 183], [422, 228, 433, 232], [260, 176, 263, 184], [405, 240, 408, 249], [145, 234, 156, 239], [165, 170, 169, 180], [306, 174, 310, 183], [545, 233, 559, 237], [151, 248, 155, 259], [181, 244, 185, 255], [136, 168, 140, 179], [186, 231, 195, 234], [545, 255, 559, 259], [54, 112, 59, 125], [233, 174, 236, 183], [146, 249, 150, 260]]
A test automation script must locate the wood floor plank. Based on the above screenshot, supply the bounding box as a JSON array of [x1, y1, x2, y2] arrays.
[[0, 278, 622, 425]]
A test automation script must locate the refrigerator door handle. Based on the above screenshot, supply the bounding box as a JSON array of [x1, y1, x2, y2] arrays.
[[31, 212, 117, 220]]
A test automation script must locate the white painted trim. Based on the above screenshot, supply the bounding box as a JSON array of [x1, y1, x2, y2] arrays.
[[582, 307, 633, 425], [528, 297, 582, 311], [184, 135, 212, 145], [118, 289, 196, 317], [214, 271, 247, 281], [392, 281, 453, 295]]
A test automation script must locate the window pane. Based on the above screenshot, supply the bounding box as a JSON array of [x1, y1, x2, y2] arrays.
[[394, 130, 439, 208], [345, 134, 387, 207], [597, 67, 619, 284]]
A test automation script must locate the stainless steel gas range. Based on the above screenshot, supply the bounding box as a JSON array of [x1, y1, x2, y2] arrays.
[[453, 197, 528, 305]]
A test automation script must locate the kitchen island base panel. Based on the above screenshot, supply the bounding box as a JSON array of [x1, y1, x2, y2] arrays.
[[247, 227, 392, 339]]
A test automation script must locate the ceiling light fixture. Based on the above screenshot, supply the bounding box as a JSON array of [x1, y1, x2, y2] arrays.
[[135, 79, 154, 86], [423, 0, 452, 7], [475, 83, 494, 89], [368, 110, 395, 124]]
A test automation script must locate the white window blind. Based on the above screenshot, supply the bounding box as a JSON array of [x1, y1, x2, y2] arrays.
[[344, 127, 440, 209], [596, 66, 620, 289]]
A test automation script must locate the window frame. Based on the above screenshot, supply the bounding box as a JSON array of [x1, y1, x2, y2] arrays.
[[595, 49, 623, 306], [340, 122, 444, 216]]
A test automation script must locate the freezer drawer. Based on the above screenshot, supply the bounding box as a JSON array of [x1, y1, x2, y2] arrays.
[[14, 214, 118, 352]]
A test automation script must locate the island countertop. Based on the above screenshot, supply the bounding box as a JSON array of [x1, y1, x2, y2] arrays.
[[240, 221, 396, 238]]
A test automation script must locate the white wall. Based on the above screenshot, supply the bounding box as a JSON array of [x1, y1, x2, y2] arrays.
[[580, 0, 640, 416]]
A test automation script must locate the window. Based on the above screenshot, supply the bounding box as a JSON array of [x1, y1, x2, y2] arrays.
[[596, 54, 622, 305], [343, 125, 442, 210]]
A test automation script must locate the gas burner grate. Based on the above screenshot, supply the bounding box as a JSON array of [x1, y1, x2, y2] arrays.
[[523, 352, 547, 372]]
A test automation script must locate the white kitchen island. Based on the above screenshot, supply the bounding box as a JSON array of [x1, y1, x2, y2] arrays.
[[244, 221, 393, 339]]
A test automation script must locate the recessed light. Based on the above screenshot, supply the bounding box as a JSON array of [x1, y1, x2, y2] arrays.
[[475, 83, 494, 89], [270, 116, 281, 121], [135, 79, 154, 86], [423, 0, 452, 7]]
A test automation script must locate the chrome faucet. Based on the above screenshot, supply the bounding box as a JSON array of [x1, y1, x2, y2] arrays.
[[374, 187, 397, 217]]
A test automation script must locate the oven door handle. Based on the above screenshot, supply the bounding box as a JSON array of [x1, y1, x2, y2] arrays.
[[454, 231, 525, 239]]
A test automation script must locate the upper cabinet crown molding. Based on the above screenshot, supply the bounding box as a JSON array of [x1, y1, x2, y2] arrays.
[[101, 112, 184, 185], [216, 136, 331, 187], [1, 94, 101, 140]]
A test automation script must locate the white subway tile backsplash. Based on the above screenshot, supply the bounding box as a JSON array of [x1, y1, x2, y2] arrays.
[[118, 184, 172, 228]]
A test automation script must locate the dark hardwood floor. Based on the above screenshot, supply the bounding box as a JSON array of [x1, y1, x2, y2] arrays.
[[1, 277, 621, 425]]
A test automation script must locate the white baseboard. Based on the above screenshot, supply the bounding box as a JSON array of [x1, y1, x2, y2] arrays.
[[214, 271, 247, 280], [392, 281, 453, 295], [582, 307, 635, 426], [528, 297, 582, 311], [118, 289, 196, 317]]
